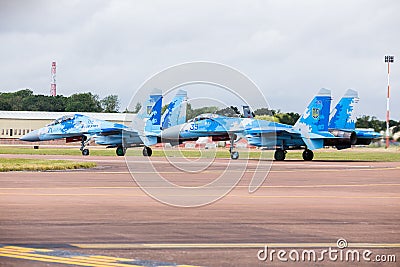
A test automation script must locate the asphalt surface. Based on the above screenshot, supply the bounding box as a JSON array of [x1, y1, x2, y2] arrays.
[[0, 154, 399, 266]]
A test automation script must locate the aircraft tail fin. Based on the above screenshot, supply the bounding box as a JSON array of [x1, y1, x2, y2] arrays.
[[132, 89, 163, 134], [293, 88, 332, 150], [294, 88, 332, 133], [243, 106, 254, 118], [328, 89, 359, 130], [161, 90, 188, 129]]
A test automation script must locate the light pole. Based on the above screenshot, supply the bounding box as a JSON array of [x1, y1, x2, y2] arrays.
[[384, 55, 394, 149]]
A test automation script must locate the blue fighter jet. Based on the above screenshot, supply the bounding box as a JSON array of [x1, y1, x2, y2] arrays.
[[20, 90, 188, 156], [161, 89, 381, 161]]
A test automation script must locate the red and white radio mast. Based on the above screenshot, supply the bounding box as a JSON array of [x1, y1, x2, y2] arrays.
[[384, 55, 394, 149], [50, 61, 56, 96]]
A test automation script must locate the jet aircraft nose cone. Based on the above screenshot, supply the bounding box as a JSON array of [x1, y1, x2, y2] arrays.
[[20, 130, 40, 142]]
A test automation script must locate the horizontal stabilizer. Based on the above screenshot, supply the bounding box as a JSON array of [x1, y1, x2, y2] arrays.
[[139, 135, 158, 147], [301, 137, 324, 150]]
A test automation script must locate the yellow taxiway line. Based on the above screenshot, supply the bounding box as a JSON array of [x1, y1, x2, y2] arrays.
[[0, 246, 199, 267]]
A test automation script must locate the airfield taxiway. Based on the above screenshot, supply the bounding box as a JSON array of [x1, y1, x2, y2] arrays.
[[0, 154, 399, 266]]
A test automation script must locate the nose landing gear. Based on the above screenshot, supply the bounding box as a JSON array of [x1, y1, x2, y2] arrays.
[[229, 135, 239, 160], [230, 150, 239, 160], [80, 136, 91, 156]]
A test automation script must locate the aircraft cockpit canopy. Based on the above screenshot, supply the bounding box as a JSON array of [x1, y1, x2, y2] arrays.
[[188, 113, 221, 123], [46, 114, 75, 126]]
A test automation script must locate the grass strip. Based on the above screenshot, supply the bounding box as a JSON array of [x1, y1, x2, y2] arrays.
[[0, 158, 96, 172], [0, 146, 399, 162]]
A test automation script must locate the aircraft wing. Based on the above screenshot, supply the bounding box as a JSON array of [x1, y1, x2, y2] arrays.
[[245, 127, 300, 135], [95, 128, 124, 136]]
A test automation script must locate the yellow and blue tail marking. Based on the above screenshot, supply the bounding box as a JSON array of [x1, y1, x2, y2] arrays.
[[294, 88, 332, 133]]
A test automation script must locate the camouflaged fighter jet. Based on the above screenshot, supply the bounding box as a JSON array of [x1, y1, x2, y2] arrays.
[[161, 89, 381, 161], [20, 90, 187, 156]]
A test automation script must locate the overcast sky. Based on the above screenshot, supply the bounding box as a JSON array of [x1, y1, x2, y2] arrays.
[[0, 0, 399, 120]]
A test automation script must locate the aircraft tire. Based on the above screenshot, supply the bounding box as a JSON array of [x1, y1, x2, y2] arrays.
[[302, 149, 314, 161], [142, 146, 153, 157], [116, 146, 126, 156], [82, 148, 90, 156], [230, 151, 239, 160], [274, 149, 286, 161]]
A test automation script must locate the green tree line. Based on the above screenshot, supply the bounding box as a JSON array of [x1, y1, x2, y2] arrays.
[[0, 89, 120, 113]]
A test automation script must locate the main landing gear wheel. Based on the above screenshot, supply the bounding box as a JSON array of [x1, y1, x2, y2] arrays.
[[82, 148, 89, 156], [302, 149, 314, 161], [142, 146, 153, 157], [230, 151, 239, 160], [116, 145, 126, 156], [274, 149, 286, 161]]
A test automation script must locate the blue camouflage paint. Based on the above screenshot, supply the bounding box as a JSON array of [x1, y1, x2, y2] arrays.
[[148, 94, 162, 126], [329, 89, 358, 130], [294, 88, 332, 133], [134, 92, 163, 133], [291, 88, 333, 150], [161, 90, 187, 129]]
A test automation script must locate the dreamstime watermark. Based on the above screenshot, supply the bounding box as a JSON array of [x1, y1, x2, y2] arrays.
[[257, 238, 397, 263], [124, 62, 275, 207]]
